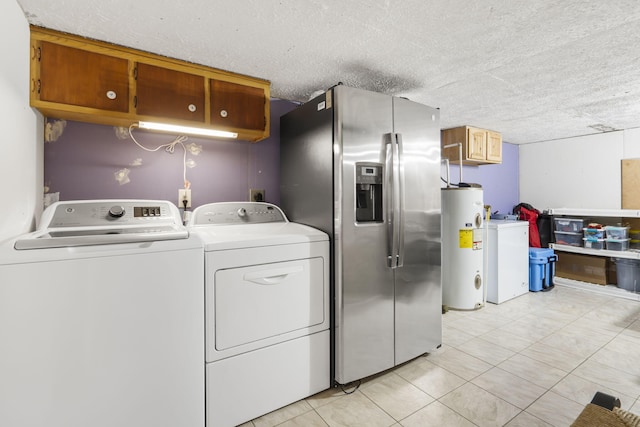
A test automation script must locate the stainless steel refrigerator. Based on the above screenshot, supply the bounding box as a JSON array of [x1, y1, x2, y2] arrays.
[[280, 85, 442, 385]]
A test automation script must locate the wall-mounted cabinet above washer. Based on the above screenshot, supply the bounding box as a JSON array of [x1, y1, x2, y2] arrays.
[[441, 126, 502, 164], [29, 26, 270, 142], [135, 63, 206, 123]]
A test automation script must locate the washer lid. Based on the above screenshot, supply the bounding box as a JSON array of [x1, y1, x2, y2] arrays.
[[191, 222, 328, 251]]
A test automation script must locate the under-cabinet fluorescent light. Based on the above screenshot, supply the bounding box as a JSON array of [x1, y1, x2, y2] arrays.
[[138, 121, 238, 139]]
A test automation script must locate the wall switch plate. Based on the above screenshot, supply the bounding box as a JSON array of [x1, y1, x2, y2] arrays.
[[249, 189, 265, 202], [178, 189, 192, 208]]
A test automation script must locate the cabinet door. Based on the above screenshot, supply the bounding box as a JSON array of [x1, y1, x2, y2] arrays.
[[38, 41, 129, 112], [136, 63, 205, 122], [210, 80, 266, 131], [466, 127, 487, 161], [486, 131, 502, 162]]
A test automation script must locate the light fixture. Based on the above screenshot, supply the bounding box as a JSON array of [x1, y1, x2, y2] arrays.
[[138, 121, 238, 139]]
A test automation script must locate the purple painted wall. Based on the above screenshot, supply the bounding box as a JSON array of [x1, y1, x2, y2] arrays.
[[44, 99, 520, 215], [446, 142, 519, 216], [44, 99, 297, 208]]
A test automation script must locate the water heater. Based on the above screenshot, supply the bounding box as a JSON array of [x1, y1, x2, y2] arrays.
[[441, 186, 484, 310]]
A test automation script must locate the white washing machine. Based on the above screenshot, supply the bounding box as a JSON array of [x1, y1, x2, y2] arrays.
[[0, 200, 204, 427], [188, 202, 330, 427]]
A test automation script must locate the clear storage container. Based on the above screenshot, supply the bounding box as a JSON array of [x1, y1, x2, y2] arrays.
[[583, 238, 605, 250], [583, 228, 605, 239], [554, 218, 584, 233], [554, 231, 582, 247], [606, 226, 630, 240], [606, 238, 630, 251]]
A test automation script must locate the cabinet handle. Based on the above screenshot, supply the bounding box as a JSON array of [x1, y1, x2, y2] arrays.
[[188, 103, 196, 112], [220, 109, 228, 118], [106, 90, 117, 100]]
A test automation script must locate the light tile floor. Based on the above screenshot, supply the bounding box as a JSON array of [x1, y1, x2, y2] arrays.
[[244, 285, 640, 426]]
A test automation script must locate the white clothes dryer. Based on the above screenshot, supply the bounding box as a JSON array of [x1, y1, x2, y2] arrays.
[[0, 200, 204, 427], [188, 202, 330, 427]]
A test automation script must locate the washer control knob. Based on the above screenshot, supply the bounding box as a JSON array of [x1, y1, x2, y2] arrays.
[[108, 206, 126, 218], [237, 208, 247, 218]]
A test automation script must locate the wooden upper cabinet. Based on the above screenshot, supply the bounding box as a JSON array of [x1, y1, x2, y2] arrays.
[[486, 130, 502, 162], [210, 80, 266, 132], [29, 26, 271, 142], [37, 41, 129, 113], [135, 63, 205, 123], [467, 127, 487, 161], [441, 126, 502, 165]]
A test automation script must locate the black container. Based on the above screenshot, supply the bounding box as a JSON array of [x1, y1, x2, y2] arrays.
[[537, 213, 554, 248]]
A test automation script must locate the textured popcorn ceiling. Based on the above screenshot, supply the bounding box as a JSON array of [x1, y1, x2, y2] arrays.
[[15, 0, 640, 144]]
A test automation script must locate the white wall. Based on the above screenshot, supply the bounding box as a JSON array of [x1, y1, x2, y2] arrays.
[[519, 130, 640, 210], [0, 1, 42, 241], [623, 127, 640, 159]]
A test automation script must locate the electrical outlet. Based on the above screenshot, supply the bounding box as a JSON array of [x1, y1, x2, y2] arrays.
[[250, 189, 265, 202], [178, 189, 192, 208]]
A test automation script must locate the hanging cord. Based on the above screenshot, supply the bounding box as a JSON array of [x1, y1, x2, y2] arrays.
[[337, 379, 361, 395], [129, 124, 190, 188]]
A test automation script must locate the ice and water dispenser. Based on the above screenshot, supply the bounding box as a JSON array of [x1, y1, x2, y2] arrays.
[[355, 162, 383, 223]]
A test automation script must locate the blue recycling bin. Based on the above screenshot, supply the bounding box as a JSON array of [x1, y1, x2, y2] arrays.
[[529, 248, 557, 292]]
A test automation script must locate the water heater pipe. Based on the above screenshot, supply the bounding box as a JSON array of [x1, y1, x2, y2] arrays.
[[443, 142, 463, 184], [483, 205, 490, 307], [442, 158, 450, 187]]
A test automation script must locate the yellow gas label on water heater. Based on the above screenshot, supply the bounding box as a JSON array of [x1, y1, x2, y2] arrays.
[[459, 229, 483, 249], [459, 229, 473, 248]]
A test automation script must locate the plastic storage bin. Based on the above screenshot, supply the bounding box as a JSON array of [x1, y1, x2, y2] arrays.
[[583, 228, 605, 239], [614, 258, 640, 292], [583, 238, 605, 250], [554, 218, 584, 232], [529, 248, 557, 292], [606, 239, 630, 251], [554, 231, 583, 247], [606, 226, 630, 240]]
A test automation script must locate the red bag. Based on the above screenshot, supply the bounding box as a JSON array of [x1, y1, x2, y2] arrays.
[[514, 203, 541, 248]]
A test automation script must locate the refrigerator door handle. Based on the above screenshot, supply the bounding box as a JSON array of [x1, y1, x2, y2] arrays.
[[384, 133, 398, 268], [396, 133, 406, 268]]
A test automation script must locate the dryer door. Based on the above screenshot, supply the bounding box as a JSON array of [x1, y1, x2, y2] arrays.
[[205, 242, 329, 362]]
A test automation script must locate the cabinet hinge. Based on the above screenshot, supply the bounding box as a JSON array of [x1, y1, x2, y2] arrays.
[[133, 95, 137, 108], [133, 67, 137, 80]]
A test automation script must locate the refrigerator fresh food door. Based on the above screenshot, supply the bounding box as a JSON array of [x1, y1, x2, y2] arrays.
[[392, 96, 442, 365]]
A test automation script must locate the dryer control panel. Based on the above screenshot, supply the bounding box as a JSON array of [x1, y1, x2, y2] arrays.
[[189, 202, 288, 226]]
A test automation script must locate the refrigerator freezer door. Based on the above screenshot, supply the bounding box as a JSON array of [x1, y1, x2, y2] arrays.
[[392, 97, 442, 365], [334, 86, 396, 384]]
